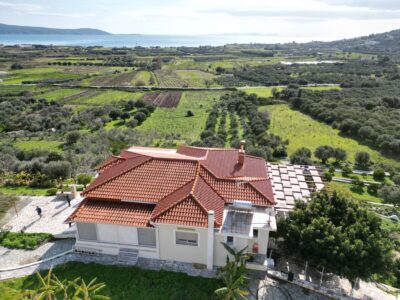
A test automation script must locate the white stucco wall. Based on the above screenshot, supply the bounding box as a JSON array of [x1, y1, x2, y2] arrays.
[[156, 223, 208, 265], [75, 222, 158, 258]]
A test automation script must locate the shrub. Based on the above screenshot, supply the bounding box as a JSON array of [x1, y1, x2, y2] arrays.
[[355, 151, 371, 169], [323, 171, 333, 181], [77, 173, 92, 188], [133, 112, 147, 124], [393, 175, 400, 186], [126, 119, 138, 128], [367, 183, 380, 195], [186, 110, 194, 117], [46, 188, 58, 196], [65, 131, 80, 145], [342, 165, 353, 177], [290, 147, 312, 165], [373, 168, 386, 181]]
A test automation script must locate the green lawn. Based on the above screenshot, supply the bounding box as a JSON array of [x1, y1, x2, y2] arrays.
[[138, 91, 221, 141], [0, 232, 53, 250], [261, 104, 400, 167], [328, 181, 383, 203], [0, 262, 219, 300], [0, 185, 50, 196]]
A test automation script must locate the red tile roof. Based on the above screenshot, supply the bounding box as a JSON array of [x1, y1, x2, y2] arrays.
[[67, 199, 153, 227], [71, 145, 275, 228], [84, 158, 198, 203]]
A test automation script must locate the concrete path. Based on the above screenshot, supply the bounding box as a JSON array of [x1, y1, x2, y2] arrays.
[[0, 239, 75, 270], [2, 195, 83, 235]]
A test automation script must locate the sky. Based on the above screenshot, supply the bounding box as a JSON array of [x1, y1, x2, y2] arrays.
[[1, 0, 400, 41]]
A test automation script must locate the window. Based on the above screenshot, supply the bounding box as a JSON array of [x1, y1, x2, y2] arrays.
[[77, 222, 97, 241], [253, 229, 259, 238], [227, 236, 234, 245], [176, 231, 198, 246], [138, 228, 156, 247]]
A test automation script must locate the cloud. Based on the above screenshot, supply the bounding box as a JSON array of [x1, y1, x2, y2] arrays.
[[320, 0, 400, 10], [202, 8, 400, 21], [0, 1, 42, 12]]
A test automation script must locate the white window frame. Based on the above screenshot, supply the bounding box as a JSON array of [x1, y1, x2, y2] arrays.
[[174, 230, 199, 246]]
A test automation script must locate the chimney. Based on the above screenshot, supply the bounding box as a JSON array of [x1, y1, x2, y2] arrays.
[[238, 140, 245, 165]]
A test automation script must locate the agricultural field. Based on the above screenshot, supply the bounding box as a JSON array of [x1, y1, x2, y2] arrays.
[[138, 91, 221, 141], [301, 85, 342, 91], [260, 104, 400, 168], [131, 70, 154, 86], [141, 92, 182, 107], [1, 67, 81, 84], [240, 86, 283, 97], [154, 69, 187, 87], [38, 88, 84, 101], [68, 90, 143, 106], [175, 70, 217, 87]]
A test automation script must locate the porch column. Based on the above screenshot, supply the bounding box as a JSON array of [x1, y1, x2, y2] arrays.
[[207, 210, 214, 270]]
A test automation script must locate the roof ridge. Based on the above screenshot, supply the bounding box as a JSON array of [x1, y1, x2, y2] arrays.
[[198, 167, 228, 203], [83, 156, 152, 196], [200, 165, 273, 206], [248, 181, 276, 205], [191, 162, 201, 194], [150, 180, 195, 220], [192, 193, 221, 227]]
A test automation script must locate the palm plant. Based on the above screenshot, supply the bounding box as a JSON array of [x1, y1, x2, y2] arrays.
[[17, 268, 110, 300], [69, 277, 110, 300], [18, 268, 66, 300], [215, 242, 250, 300]]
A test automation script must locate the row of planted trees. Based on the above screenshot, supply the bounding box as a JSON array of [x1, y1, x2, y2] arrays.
[[195, 92, 288, 161]]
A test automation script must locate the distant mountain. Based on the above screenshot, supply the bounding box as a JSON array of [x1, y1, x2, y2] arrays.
[[0, 23, 110, 35], [304, 28, 400, 52]]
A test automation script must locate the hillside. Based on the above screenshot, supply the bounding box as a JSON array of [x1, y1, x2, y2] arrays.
[[0, 23, 110, 35]]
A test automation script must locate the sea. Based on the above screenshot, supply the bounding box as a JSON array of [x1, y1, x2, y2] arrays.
[[0, 34, 312, 47]]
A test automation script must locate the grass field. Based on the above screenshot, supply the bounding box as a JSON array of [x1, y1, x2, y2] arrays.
[[0, 262, 219, 300], [261, 104, 400, 168], [240, 86, 284, 97], [14, 139, 63, 153], [2, 67, 81, 84], [328, 181, 383, 203], [39, 88, 83, 101], [138, 91, 221, 141], [301, 85, 342, 91], [175, 70, 217, 87], [70, 90, 143, 106], [131, 70, 153, 85]]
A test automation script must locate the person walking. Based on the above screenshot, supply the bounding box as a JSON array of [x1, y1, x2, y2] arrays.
[[35, 206, 42, 218], [66, 194, 71, 207]]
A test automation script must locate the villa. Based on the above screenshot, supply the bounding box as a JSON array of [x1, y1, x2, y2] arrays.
[[66, 142, 277, 269]]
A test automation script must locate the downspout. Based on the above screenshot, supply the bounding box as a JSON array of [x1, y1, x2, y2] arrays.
[[207, 211, 214, 270], [149, 221, 160, 259]]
